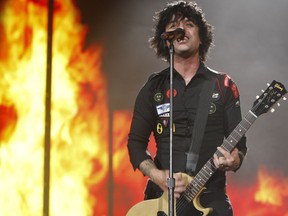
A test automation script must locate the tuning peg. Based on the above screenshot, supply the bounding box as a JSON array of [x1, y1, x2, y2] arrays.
[[267, 83, 270, 86], [271, 108, 275, 113], [261, 89, 265, 92], [277, 103, 280, 107], [256, 95, 259, 99], [283, 97, 287, 101]]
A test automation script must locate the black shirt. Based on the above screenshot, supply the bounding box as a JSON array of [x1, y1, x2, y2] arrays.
[[127, 63, 247, 188]]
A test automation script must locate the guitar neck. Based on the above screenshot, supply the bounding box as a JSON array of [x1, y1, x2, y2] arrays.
[[183, 110, 258, 202]]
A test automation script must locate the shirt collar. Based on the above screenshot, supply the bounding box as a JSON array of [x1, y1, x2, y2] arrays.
[[172, 61, 210, 79]]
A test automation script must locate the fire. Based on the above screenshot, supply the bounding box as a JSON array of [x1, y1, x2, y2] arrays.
[[254, 167, 287, 206], [112, 111, 150, 216], [228, 167, 288, 216], [0, 0, 108, 215]]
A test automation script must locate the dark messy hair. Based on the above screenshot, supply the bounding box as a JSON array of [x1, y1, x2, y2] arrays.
[[149, 1, 214, 61]]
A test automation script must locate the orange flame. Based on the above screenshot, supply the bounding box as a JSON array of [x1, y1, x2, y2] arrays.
[[228, 167, 288, 216], [0, 0, 108, 215], [254, 167, 288, 206], [112, 111, 149, 215]]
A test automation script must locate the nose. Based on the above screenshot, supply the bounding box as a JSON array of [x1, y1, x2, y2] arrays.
[[178, 23, 184, 30]]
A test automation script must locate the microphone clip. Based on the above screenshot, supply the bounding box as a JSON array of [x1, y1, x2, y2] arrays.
[[160, 28, 185, 41]]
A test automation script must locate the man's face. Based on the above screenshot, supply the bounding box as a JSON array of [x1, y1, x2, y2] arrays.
[[165, 16, 201, 58]]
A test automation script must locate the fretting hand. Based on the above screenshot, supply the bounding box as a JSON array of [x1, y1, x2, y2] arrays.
[[213, 147, 241, 171]]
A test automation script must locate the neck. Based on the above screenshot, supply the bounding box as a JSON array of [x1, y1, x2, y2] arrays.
[[174, 55, 200, 84]]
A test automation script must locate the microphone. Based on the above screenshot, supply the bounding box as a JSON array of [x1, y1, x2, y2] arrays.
[[160, 28, 185, 41]]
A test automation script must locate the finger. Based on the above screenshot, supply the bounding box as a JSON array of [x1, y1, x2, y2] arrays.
[[217, 147, 235, 165], [173, 173, 186, 198], [215, 148, 229, 163], [213, 154, 221, 168], [173, 172, 182, 181], [231, 147, 239, 154], [219, 148, 237, 166], [214, 153, 229, 170], [219, 156, 226, 163], [174, 192, 181, 199], [174, 184, 186, 194], [217, 146, 230, 158], [175, 174, 187, 188]]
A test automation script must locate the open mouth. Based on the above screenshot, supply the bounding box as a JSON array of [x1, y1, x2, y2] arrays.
[[176, 36, 188, 43]]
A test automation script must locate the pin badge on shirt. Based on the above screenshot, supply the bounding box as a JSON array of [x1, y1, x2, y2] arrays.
[[166, 89, 177, 98], [235, 100, 240, 107], [156, 123, 163, 134], [162, 119, 169, 127], [156, 103, 170, 115], [209, 103, 217, 114], [212, 92, 220, 101], [154, 92, 164, 102]]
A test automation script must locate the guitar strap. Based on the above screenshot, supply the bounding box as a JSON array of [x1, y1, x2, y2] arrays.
[[186, 74, 216, 175]]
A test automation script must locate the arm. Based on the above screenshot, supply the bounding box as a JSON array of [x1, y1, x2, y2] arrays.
[[127, 82, 155, 170], [213, 76, 247, 171]]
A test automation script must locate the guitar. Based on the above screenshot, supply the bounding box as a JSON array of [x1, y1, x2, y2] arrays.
[[126, 80, 287, 216]]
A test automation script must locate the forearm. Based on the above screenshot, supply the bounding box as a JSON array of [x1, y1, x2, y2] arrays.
[[139, 159, 158, 180], [139, 159, 167, 190], [139, 159, 186, 197]]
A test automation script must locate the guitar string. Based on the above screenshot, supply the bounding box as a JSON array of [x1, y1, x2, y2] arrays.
[[175, 160, 217, 214]]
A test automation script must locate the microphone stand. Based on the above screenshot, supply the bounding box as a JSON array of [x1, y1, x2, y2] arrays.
[[161, 28, 185, 216], [161, 28, 184, 216], [167, 41, 175, 216]]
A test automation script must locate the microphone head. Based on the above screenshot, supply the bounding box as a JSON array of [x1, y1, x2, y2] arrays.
[[160, 28, 185, 40], [174, 28, 185, 40]]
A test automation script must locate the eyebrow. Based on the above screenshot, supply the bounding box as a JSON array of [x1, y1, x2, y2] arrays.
[[167, 21, 177, 26]]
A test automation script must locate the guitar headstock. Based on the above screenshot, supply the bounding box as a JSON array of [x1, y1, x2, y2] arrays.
[[252, 80, 287, 117]]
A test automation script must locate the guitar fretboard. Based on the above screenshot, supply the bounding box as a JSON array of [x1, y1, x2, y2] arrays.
[[183, 110, 258, 202]]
